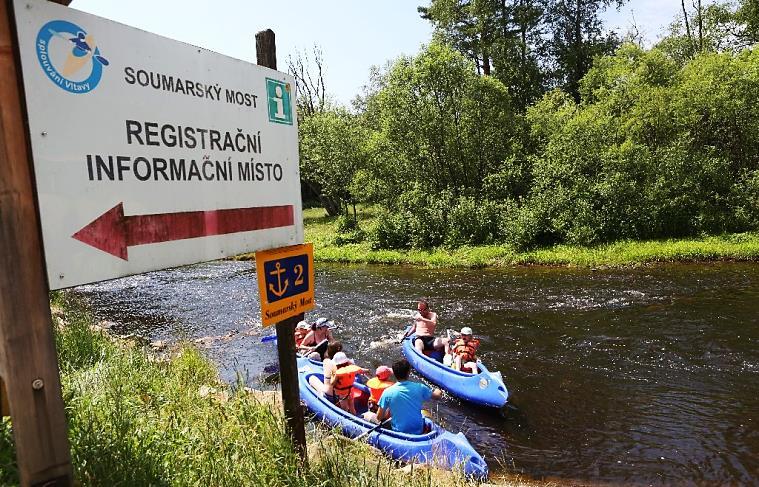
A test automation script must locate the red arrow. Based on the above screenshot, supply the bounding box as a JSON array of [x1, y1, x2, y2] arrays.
[[72, 203, 294, 260]]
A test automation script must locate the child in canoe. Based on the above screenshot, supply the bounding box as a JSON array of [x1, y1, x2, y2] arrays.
[[362, 366, 396, 423], [330, 352, 369, 415], [449, 327, 480, 374]]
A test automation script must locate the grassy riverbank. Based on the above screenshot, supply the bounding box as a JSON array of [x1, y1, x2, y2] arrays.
[[268, 207, 759, 268], [0, 295, 538, 486]]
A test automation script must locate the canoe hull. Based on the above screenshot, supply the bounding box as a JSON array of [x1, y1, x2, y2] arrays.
[[402, 334, 509, 409], [297, 357, 488, 478]]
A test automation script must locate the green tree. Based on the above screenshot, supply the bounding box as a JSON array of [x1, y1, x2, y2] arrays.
[[513, 44, 759, 249], [738, 0, 759, 43], [367, 42, 518, 199], [419, 0, 547, 111], [299, 109, 370, 218], [545, 0, 624, 102], [657, 1, 748, 64]]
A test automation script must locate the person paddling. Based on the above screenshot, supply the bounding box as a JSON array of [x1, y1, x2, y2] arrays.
[[450, 326, 480, 374], [298, 317, 334, 359], [403, 299, 448, 354], [376, 359, 442, 434]]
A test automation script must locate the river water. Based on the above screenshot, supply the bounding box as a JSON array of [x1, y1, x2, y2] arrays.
[[71, 261, 759, 485]]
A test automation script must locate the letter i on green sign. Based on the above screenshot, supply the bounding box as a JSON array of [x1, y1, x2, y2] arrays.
[[266, 78, 293, 125]]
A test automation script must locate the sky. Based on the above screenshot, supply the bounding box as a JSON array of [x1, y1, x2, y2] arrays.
[[70, 0, 683, 106]]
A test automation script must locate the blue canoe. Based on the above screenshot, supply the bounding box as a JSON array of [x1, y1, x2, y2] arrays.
[[297, 357, 488, 478], [402, 334, 509, 410]]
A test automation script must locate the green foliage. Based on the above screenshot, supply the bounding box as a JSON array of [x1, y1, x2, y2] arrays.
[[510, 44, 759, 249], [371, 210, 412, 250], [445, 197, 502, 247], [0, 418, 17, 485], [738, 0, 759, 43], [420, 0, 547, 110], [301, 6, 759, 255], [546, 0, 624, 101], [299, 109, 370, 215], [336, 214, 359, 233], [334, 215, 366, 245], [301, 206, 759, 268], [364, 42, 518, 198], [656, 1, 749, 64]]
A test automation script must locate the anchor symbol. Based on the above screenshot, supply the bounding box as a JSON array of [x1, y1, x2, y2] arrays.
[[268, 262, 289, 297]]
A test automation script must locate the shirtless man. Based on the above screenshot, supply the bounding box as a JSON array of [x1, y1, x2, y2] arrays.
[[405, 299, 448, 353]]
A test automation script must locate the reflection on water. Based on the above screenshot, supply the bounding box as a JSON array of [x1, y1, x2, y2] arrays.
[[73, 261, 759, 485]]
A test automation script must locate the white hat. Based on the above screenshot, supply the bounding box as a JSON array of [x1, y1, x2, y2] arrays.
[[315, 317, 329, 328], [460, 327, 473, 336], [332, 351, 350, 365], [296, 320, 310, 329], [316, 318, 335, 329]]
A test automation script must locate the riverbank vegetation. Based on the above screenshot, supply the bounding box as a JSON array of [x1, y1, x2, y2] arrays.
[[296, 1, 759, 258], [296, 207, 759, 268], [0, 295, 533, 486]]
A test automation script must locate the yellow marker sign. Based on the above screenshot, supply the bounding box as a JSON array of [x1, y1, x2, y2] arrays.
[[256, 243, 315, 327]]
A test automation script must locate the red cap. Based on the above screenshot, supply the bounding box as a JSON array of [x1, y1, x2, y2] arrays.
[[376, 366, 393, 380]]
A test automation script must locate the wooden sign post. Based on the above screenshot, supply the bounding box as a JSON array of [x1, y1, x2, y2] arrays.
[[1, 1, 305, 482], [0, 1, 73, 485], [254, 240, 313, 464]]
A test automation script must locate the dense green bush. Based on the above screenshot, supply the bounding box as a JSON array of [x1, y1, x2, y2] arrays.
[[371, 210, 412, 249], [503, 44, 759, 249], [445, 197, 502, 247], [336, 214, 359, 233]]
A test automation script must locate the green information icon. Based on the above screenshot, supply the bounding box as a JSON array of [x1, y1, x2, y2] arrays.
[[266, 78, 293, 125]]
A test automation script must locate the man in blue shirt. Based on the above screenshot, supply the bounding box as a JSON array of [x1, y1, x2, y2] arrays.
[[377, 359, 442, 434]]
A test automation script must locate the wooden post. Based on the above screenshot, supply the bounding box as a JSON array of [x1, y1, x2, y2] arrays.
[[0, 377, 9, 417], [274, 315, 307, 462], [255, 28, 307, 463], [0, 1, 73, 485], [255, 29, 277, 70]]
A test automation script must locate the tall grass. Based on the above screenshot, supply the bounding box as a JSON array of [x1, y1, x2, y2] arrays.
[[0, 295, 498, 486]]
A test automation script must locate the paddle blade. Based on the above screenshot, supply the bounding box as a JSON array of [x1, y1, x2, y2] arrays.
[[261, 334, 277, 343]]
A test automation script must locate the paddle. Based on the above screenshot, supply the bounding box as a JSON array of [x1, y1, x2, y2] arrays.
[[260, 334, 277, 343], [300, 338, 328, 357], [398, 324, 413, 344], [355, 418, 391, 441]]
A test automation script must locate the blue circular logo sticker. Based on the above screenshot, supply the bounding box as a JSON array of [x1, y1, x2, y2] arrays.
[[36, 20, 109, 94]]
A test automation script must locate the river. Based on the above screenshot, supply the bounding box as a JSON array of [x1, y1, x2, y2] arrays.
[[71, 261, 759, 485]]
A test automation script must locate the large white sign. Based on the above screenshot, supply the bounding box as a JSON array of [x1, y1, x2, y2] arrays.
[[13, 0, 303, 289]]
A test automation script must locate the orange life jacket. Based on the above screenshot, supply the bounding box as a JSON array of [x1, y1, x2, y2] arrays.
[[294, 328, 308, 347], [366, 377, 394, 403], [453, 338, 479, 363], [332, 363, 362, 399]]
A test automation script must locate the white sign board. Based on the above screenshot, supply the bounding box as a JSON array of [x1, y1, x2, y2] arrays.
[[12, 0, 303, 289]]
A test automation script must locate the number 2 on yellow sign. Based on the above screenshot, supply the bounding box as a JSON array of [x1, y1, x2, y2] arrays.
[[294, 264, 304, 285]]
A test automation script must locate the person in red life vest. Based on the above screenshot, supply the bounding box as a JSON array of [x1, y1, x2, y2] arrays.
[[330, 352, 368, 415], [293, 320, 310, 348], [451, 327, 480, 374], [362, 366, 396, 423], [402, 298, 449, 354]]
